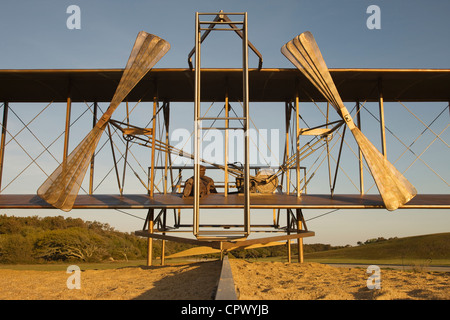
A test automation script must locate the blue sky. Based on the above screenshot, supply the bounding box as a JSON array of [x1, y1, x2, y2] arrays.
[[0, 0, 449, 245]]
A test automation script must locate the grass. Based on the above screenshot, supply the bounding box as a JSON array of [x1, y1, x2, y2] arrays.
[[238, 255, 450, 266], [0, 257, 217, 271], [0, 260, 147, 271], [304, 233, 450, 264]]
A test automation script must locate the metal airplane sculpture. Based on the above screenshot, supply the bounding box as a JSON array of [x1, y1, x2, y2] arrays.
[[36, 28, 416, 212], [0, 11, 448, 264]]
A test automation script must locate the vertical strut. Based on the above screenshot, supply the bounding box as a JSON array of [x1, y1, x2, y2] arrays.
[[356, 100, 364, 195], [150, 96, 158, 197], [285, 102, 291, 195], [224, 91, 229, 197], [378, 79, 387, 159], [63, 92, 71, 162], [89, 102, 98, 195], [243, 12, 250, 236], [146, 208, 154, 266], [296, 209, 304, 263], [122, 100, 130, 192], [0, 102, 9, 192], [193, 11, 201, 237], [295, 93, 301, 197]]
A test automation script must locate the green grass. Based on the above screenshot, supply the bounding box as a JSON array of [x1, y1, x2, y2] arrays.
[[0, 258, 218, 271], [303, 232, 450, 266], [0, 260, 147, 271]]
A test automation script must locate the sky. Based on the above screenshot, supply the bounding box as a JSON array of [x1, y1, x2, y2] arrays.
[[0, 0, 449, 246]]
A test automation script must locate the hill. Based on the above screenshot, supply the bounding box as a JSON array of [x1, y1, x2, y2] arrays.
[[304, 233, 450, 265]]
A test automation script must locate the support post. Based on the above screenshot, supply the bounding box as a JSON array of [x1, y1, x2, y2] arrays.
[[295, 93, 300, 197], [286, 209, 291, 263], [161, 209, 167, 266], [193, 11, 201, 237], [107, 123, 122, 194], [163, 102, 170, 194], [150, 96, 158, 197], [89, 102, 98, 195], [63, 94, 72, 162], [296, 209, 304, 263], [0, 102, 9, 192], [356, 100, 364, 195], [122, 101, 130, 193], [285, 102, 291, 195], [146, 209, 154, 267], [224, 91, 229, 197], [242, 12, 251, 236], [378, 79, 387, 159], [326, 102, 332, 193]]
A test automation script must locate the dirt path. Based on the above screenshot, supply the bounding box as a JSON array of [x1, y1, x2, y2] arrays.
[[0, 260, 448, 300], [230, 260, 450, 300], [0, 261, 221, 300]]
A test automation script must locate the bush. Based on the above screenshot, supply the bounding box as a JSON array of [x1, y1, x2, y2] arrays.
[[0, 215, 149, 264]]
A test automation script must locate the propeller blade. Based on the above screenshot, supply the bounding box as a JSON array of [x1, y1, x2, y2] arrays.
[[37, 32, 170, 211], [282, 31, 416, 210]]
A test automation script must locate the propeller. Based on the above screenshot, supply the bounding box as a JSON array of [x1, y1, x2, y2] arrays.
[[281, 31, 416, 210], [37, 31, 170, 211]]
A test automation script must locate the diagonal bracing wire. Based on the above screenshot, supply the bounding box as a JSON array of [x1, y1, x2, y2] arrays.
[[362, 102, 449, 191], [1, 102, 94, 193], [398, 101, 449, 148]]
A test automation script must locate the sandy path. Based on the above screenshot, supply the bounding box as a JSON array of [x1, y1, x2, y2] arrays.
[[0, 260, 448, 300], [0, 261, 221, 300], [230, 260, 450, 300]]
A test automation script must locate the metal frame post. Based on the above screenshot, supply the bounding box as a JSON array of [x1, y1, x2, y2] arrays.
[[146, 208, 154, 266], [356, 100, 364, 195], [243, 12, 251, 236], [224, 91, 229, 197], [378, 79, 387, 159], [285, 102, 291, 195], [193, 12, 201, 237], [296, 93, 301, 197], [89, 102, 98, 195], [296, 208, 304, 263], [0, 102, 9, 192], [63, 94, 71, 162], [286, 209, 291, 263], [121, 101, 130, 193], [150, 96, 158, 197]]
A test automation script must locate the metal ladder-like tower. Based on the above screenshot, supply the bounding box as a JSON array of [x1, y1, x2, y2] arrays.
[[190, 11, 262, 240]]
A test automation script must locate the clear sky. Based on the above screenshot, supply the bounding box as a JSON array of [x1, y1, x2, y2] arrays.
[[0, 0, 449, 246]]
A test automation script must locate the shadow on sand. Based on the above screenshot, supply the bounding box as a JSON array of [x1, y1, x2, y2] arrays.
[[131, 260, 222, 300]]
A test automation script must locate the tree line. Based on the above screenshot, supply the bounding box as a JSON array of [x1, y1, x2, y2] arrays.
[[0, 215, 151, 263], [0, 215, 349, 264]]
